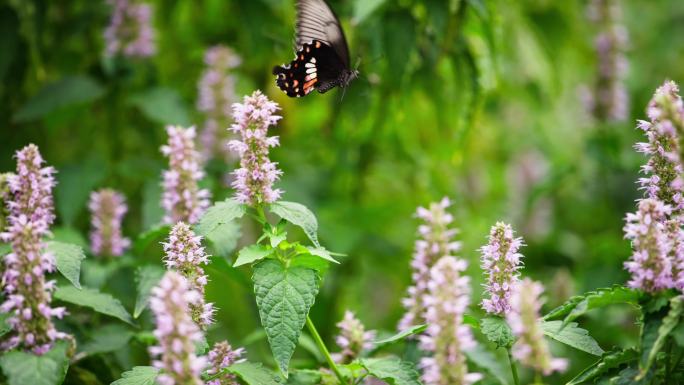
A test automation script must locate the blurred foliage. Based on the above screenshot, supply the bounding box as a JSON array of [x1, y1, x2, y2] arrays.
[[2, 0, 684, 383]]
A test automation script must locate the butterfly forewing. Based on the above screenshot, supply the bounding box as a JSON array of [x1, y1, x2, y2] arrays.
[[295, 0, 350, 68]]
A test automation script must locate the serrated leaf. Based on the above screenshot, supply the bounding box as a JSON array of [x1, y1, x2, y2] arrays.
[[543, 285, 640, 321], [480, 316, 514, 348], [195, 199, 247, 237], [361, 357, 421, 385], [54, 286, 134, 325], [81, 324, 134, 355], [269, 201, 320, 247], [204, 221, 241, 257], [289, 254, 330, 275], [567, 348, 637, 385], [305, 246, 339, 264], [373, 324, 427, 348], [640, 296, 683, 376], [465, 344, 509, 385], [542, 320, 604, 356], [127, 87, 190, 126], [134, 265, 165, 318], [111, 366, 159, 385], [0, 340, 70, 385], [46, 241, 85, 289], [13, 75, 105, 122], [227, 362, 282, 385], [252, 260, 320, 376], [234, 244, 273, 267]]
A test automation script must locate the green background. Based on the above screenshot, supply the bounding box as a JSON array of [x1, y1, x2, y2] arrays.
[[2, 0, 684, 383]]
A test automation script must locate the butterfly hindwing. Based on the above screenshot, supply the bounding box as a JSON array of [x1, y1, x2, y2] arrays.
[[273, 40, 346, 97]]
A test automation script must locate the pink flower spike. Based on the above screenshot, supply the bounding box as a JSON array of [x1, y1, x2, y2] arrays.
[[399, 198, 460, 331], [161, 126, 211, 225], [1, 144, 67, 353], [149, 271, 206, 385], [419, 257, 481, 385], [507, 278, 568, 375], [89, 188, 130, 258], [480, 222, 524, 316], [228, 91, 283, 206]]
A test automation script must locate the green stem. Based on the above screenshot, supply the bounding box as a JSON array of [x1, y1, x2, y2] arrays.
[[306, 315, 348, 385], [506, 347, 520, 385]]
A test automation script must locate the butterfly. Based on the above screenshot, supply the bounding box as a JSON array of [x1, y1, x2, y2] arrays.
[[272, 0, 358, 98]]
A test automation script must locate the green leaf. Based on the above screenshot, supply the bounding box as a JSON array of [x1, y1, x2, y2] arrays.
[[133, 224, 170, 257], [543, 285, 640, 321], [0, 312, 12, 337], [567, 348, 637, 385], [111, 366, 159, 385], [361, 357, 421, 385], [0, 243, 10, 257], [465, 344, 509, 385], [305, 246, 339, 264], [204, 221, 241, 257], [640, 296, 683, 376], [234, 244, 273, 267], [0, 340, 70, 385], [286, 369, 322, 385], [541, 320, 604, 356], [54, 286, 134, 325], [13, 75, 105, 122], [290, 254, 331, 275], [50, 226, 88, 248], [252, 260, 320, 376], [55, 157, 107, 226], [463, 314, 480, 329], [127, 87, 190, 126], [373, 324, 427, 348], [353, 0, 386, 23], [195, 199, 247, 237], [227, 362, 282, 385], [46, 241, 85, 289], [480, 316, 514, 348], [134, 265, 165, 318], [142, 179, 164, 230], [269, 201, 320, 247], [81, 324, 134, 355], [298, 334, 325, 363]]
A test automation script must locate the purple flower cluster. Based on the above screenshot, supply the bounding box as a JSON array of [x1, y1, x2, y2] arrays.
[[334, 310, 376, 364], [419, 257, 481, 385], [206, 341, 246, 385], [162, 222, 214, 328], [507, 278, 567, 375], [104, 0, 155, 58], [399, 197, 461, 331], [89, 189, 130, 257], [625, 81, 684, 292], [480, 222, 524, 315], [149, 271, 206, 385], [624, 199, 674, 292], [0, 144, 67, 354], [198, 46, 242, 163], [228, 91, 283, 206], [585, 0, 629, 122], [161, 125, 211, 225]]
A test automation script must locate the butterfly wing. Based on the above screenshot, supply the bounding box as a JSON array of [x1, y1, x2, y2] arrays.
[[273, 40, 347, 97], [295, 0, 350, 69]]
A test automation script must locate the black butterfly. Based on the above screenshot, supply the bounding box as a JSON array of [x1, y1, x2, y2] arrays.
[[272, 0, 358, 98]]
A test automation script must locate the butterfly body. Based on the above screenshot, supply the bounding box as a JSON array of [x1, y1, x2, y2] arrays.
[[273, 0, 356, 98]]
